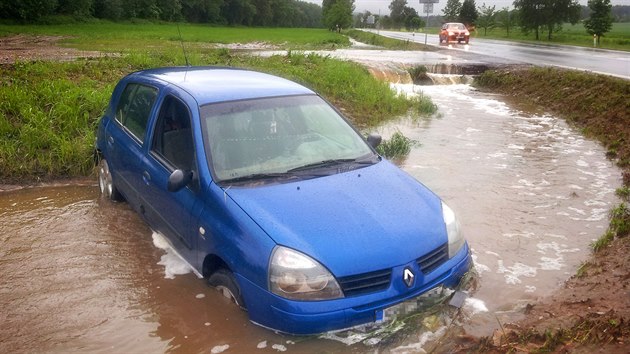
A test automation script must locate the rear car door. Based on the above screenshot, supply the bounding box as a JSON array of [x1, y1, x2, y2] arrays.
[[104, 81, 158, 208]]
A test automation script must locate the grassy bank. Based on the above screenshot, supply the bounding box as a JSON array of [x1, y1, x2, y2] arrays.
[[345, 29, 432, 51], [0, 50, 433, 182]]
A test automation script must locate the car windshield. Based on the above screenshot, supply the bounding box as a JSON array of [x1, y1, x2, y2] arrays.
[[447, 23, 466, 30], [200, 95, 375, 183]]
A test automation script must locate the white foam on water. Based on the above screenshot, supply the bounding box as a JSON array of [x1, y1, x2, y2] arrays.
[[256, 341, 267, 349], [271, 344, 287, 351], [211, 344, 229, 353], [152, 232, 194, 279], [497, 261, 537, 285], [463, 297, 489, 316]]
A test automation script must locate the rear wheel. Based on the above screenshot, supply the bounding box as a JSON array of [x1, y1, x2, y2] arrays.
[[98, 158, 123, 201], [208, 268, 245, 309]]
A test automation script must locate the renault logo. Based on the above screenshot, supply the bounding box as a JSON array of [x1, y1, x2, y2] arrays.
[[403, 268, 415, 288]]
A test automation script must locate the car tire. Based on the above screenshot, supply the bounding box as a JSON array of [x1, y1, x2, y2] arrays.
[[208, 268, 245, 309], [98, 157, 123, 201]]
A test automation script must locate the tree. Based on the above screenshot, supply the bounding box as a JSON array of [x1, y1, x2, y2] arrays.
[[476, 3, 496, 35], [442, 0, 462, 22], [322, 0, 354, 31], [2, 0, 58, 22], [57, 0, 93, 17], [495, 7, 513, 37], [389, 0, 407, 28], [584, 0, 613, 46], [513, 0, 580, 40], [459, 0, 478, 27]]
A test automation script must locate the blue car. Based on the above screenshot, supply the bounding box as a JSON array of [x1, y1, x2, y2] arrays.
[[95, 66, 471, 335]]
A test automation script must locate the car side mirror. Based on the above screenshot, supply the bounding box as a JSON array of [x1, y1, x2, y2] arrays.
[[168, 169, 193, 192], [367, 133, 382, 149]]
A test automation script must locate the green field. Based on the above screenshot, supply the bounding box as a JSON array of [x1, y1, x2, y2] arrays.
[[466, 22, 630, 51], [0, 21, 350, 51]]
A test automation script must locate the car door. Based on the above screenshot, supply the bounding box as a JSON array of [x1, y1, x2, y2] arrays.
[[141, 91, 201, 252], [105, 81, 159, 208]]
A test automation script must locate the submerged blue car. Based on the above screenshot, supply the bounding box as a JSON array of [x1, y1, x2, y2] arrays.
[[95, 66, 471, 335]]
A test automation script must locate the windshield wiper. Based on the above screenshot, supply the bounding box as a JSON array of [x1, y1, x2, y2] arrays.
[[221, 172, 291, 184], [286, 156, 378, 173]]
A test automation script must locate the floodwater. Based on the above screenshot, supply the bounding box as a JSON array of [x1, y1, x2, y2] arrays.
[[0, 83, 621, 353]]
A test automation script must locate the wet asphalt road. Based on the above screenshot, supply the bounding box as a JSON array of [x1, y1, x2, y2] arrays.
[[367, 29, 630, 79]]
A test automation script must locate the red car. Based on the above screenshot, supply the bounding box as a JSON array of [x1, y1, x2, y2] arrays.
[[439, 22, 470, 44]]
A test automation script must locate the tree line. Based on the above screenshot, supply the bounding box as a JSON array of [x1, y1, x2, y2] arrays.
[[0, 0, 324, 27], [354, 0, 619, 45]]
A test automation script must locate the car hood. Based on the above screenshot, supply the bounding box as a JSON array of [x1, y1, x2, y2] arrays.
[[225, 161, 447, 277]]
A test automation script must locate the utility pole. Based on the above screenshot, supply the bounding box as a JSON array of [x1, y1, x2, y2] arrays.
[[419, 0, 439, 45]]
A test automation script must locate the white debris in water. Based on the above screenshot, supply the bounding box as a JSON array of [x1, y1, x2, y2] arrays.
[[497, 261, 537, 285], [462, 297, 488, 316], [211, 344, 230, 353], [195, 293, 205, 299], [152, 232, 193, 279], [205, 322, 211, 326], [525, 285, 537, 293], [256, 341, 267, 349], [389, 325, 448, 354], [576, 159, 589, 167], [271, 344, 287, 352]]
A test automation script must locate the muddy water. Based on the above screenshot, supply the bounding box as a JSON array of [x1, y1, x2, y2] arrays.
[[0, 84, 621, 353], [381, 83, 621, 337], [0, 186, 354, 353]]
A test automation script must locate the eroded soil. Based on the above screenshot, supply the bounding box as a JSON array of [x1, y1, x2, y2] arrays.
[[0, 34, 104, 64]]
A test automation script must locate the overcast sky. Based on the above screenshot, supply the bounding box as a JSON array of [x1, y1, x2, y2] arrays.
[[303, 0, 626, 15]]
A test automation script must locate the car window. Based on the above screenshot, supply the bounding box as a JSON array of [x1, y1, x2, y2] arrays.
[[151, 95, 195, 172], [447, 23, 466, 30], [115, 83, 158, 142], [201, 95, 373, 181]]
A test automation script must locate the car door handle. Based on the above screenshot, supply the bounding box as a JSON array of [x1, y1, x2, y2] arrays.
[[142, 171, 151, 185], [107, 136, 114, 145]]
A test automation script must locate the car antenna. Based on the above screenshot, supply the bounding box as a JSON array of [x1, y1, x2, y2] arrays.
[[177, 23, 190, 68]]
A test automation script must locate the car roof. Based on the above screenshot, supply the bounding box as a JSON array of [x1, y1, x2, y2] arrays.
[[126, 66, 315, 105]]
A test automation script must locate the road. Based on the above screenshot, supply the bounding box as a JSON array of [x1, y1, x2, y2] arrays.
[[365, 29, 630, 80]]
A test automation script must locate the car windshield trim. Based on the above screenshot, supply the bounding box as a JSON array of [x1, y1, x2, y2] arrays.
[[286, 154, 378, 173]]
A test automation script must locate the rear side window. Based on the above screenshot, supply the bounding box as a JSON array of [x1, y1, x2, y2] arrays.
[[115, 83, 158, 142]]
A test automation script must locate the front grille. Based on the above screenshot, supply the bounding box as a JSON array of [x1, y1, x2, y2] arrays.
[[338, 269, 391, 297], [417, 243, 448, 274]]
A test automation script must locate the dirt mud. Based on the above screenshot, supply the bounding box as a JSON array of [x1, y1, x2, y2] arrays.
[[0, 34, 104, 64]]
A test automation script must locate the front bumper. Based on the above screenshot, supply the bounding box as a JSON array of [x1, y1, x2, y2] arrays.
[[238, 242, 472, 335]]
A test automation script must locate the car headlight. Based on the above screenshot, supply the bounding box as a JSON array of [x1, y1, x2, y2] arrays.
[[442, 201, 465, 258], [269, 246, 343, 301]]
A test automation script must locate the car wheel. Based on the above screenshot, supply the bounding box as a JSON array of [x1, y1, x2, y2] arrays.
[[208, 268, 245, 309], [98, 158, 123, 201]]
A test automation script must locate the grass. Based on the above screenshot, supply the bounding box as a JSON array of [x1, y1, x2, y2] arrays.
[[376, 131, 417, 160], [0, 44, 432, 181], [464, 22, 630, 51], [0, 21, 350, 51]]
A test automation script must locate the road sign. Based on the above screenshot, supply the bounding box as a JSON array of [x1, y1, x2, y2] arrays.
[[423, 3, 433, 14], [418, 0, 439, 3]]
